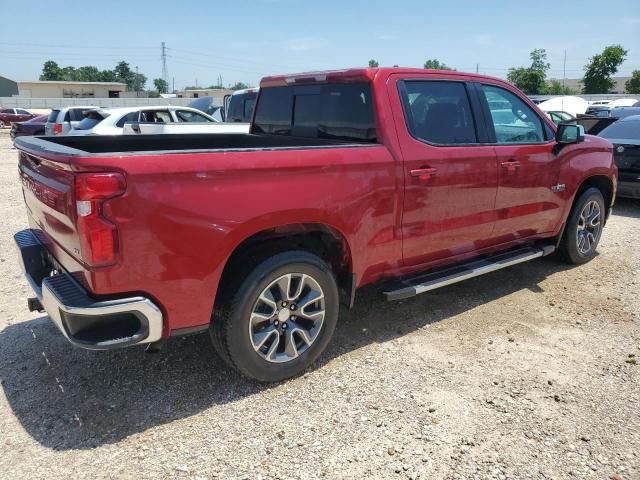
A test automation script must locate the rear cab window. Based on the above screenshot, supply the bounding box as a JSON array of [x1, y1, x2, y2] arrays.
[[252, 83, 377, 142], [227, 91, 258, 123]]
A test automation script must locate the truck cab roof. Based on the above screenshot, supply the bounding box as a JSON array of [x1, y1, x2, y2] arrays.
[[260, 67, 511, 88]]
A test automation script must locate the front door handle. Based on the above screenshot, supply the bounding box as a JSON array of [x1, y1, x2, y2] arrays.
[[500, 160, 521, 173], [409, 167, 437, 183]]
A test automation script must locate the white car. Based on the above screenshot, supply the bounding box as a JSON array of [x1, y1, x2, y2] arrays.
[[69, 106, 219, 135], [123, 122, 250, 135], [45, 106, 100, 135]]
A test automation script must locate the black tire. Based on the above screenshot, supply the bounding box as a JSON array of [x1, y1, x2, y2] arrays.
[[210, 251, 339, 382], [557, 187, 605, 264]]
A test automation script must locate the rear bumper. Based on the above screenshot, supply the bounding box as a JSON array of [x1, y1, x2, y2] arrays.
[[14, 229, 163, 350], [617, 180, 640, 199]]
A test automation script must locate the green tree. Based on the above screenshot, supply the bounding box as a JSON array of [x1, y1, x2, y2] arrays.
[[115, 61, 140, 89], [543, 80, 578, 95], [625, 70, 640, 94], [582, 45, 628, 94], [153, 78, 168, 93], [424, 59, 453, 70], [507, 48, 550, 94], [148, 90, 160, 98], [133, 73, 147, 91], [40, 60, 62, 80], [368, 59, 379, 68], [75, 66, 100, 82], [231, 81, 250, 90]]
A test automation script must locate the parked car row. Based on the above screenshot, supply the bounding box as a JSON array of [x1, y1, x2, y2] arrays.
[[0, 107, 38, 128]]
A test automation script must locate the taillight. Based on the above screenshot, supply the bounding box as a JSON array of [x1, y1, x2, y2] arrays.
[[74, 173, 126, 267], [53, 123, 62, 135]]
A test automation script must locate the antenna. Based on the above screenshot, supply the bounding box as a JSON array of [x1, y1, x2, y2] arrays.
[[161, 42, 169, 93]]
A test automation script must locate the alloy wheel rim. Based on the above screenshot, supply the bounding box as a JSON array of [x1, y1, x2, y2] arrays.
[[576, 200, 601, 255], [249, 273, 325, 364]]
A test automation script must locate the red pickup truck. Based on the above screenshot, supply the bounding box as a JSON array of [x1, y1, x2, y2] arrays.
[[14, 68, 616, 381]]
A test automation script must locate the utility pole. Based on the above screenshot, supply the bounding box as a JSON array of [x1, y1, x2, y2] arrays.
[[161, 42, 169, 94], [135, 65, 139, 96], [172, 77, 175, 94], [562, 50, 567, 89], [476, 63, 479, 74]]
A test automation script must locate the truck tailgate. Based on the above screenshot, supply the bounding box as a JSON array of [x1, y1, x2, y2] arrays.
[[17, 150, 82, 270]]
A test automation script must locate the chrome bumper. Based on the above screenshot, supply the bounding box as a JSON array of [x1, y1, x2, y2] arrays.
[[14, 229, 163, 350]]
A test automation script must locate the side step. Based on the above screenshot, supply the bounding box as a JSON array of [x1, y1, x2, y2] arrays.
[[384, 244, 555, 301]]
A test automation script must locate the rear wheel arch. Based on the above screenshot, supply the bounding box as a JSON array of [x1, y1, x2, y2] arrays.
[[215, 223, 355, 313]]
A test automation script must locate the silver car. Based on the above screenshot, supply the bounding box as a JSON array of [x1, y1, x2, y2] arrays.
[[45, 106, 99, 135]]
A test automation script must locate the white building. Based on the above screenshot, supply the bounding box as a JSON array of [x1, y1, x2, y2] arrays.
[[17, 81, 128, 98]]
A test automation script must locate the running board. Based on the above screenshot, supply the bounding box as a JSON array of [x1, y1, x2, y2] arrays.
[[384, 244, 555, 301]]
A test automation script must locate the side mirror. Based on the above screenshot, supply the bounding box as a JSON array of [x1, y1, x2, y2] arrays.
[[556, 123, 585, 144]]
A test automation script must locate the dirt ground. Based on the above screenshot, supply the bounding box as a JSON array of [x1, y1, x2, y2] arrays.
[[0, 128, 638, 480]]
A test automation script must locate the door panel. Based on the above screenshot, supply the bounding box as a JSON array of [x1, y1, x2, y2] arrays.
[[391, 76, 498, 267], [477, 83, 563, 245]]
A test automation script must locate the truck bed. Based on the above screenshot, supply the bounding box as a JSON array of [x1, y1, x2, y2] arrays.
[[15, 133, 364, 156]]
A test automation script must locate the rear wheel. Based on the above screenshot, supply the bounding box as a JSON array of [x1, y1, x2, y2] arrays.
[[558, 187, 605, 264], [0, 120, 5, 129], [210, 251, 339, 382]]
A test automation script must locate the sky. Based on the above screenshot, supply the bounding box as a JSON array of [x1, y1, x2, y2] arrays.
[[2, 0, 639, 90]]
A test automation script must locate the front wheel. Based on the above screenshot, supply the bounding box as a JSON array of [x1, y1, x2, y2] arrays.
[[210, 251, 339, 382], [558, 187, 605, 264], [0, 120, 5, 129]]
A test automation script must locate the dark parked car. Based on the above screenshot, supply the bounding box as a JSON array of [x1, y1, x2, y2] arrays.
[[9, 114, 48, 139], [0, 108, 37, 128], [598, 115, 640, 199]]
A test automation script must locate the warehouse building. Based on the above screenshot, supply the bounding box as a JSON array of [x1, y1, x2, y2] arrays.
[[176, 88, 233, 103], [0, 75, 19, 97], [17, 81, 127, 98]]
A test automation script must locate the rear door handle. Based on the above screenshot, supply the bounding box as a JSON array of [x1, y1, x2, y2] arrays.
[[500, 160, 521, 173], [409, 167, 437, 183]]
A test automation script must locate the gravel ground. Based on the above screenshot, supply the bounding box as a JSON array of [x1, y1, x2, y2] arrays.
[[0, 127, 638, 480]]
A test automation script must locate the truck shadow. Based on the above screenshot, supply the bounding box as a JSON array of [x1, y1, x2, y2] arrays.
[[0, 256, 571, 450], [611, 198, 640, 219]]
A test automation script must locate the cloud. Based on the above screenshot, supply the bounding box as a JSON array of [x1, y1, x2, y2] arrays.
[[286, 37, 330, 52], [474, 34, 494, 47], [376, 32, 397, 41]]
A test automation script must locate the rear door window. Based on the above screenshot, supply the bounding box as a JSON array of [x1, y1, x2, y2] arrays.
[[140, 110, 172, 122], [1, 108, 15, 114], [68, 109, 89, 122], [115, 112, 140, 128], [175, 110, 212, 122], [253, 83, 377, 142], [399, 80, 477, 145], [480, 84, 545, 143]]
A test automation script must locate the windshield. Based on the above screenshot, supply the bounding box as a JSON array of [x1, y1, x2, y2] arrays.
[[599, 119, 640, 141], [188, 96, 217, 115]]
